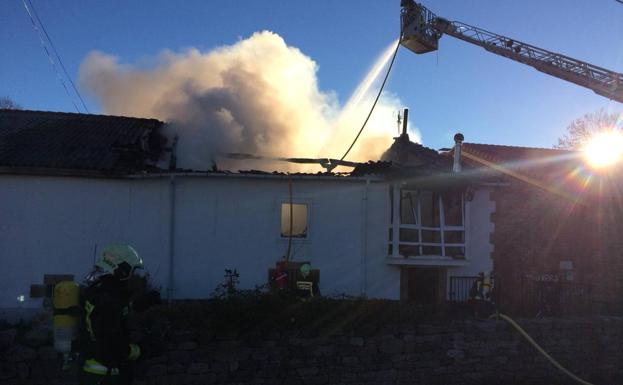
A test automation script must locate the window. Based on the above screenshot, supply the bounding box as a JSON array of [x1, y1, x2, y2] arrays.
[[391, 189, 465, 259], [281, 203, 308, 238]]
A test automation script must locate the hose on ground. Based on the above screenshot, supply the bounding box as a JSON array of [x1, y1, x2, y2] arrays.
[[492, 313, 595, 385]]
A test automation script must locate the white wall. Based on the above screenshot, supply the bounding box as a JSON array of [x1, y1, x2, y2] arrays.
[[375, 183, 495, 300], [0, 175, 169, 309], [170, 177, 399, 299], [363, 183, 401, 299], [446, 188, 495, 292], [0, 174, 401, 309]]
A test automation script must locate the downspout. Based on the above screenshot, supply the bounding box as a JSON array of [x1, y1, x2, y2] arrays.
[[167, 136, 178, 305], [360, 178, 370, 297], [285, 176, 293, 263], [167, 174, 176, 305]]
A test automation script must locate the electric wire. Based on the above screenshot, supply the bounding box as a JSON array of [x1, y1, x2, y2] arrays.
[[338, 38, 401, 162], [26, 0, 89, 113], [22, 0, 88, 113], [22, 0, 79, 113]]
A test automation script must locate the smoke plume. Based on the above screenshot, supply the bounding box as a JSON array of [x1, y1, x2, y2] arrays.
[[80, 31, 420, 171]]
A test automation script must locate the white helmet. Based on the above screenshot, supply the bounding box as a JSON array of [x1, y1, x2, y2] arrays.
[[96, 244, 143, 280]]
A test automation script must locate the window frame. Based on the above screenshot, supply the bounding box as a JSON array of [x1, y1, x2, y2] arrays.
[[279, 199, 312, 240], [390, 187, 467, 259]]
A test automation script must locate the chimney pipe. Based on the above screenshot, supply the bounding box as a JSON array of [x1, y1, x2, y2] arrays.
[[402, 108, 409, 136], [453, 133, 464, 173]]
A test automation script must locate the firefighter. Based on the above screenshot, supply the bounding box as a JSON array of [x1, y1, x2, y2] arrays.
[[471, 272, 494, 300], [469, 271, 496, 318], [79, 244, 148, 385]]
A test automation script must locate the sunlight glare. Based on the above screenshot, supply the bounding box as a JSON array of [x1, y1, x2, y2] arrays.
[[583, 130, 623, 169]]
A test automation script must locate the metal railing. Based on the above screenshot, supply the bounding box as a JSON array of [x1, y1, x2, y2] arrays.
[[449, 276, 478, 302], [520, 275, 594, 316]]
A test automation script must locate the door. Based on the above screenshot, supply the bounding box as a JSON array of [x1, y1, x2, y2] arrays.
[[401, 268, 446, 305]]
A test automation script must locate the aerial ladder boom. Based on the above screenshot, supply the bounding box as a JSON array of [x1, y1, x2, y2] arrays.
[[400, 0, 623, 103]]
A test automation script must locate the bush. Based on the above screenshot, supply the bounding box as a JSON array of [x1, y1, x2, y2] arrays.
[[135, 292, 458, 337]]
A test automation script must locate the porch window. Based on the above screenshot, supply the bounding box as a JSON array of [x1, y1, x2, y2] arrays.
[[281, 203, 308, 238], [390, 189, 465, 259]]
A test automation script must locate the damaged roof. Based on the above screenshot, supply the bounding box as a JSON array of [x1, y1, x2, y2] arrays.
[[381, 133, 452, 172], [0, 109, 165, 176], [366, 133, 490, 188]]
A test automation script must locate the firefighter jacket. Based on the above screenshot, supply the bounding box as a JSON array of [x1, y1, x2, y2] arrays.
[[81, 275, 137, 369]]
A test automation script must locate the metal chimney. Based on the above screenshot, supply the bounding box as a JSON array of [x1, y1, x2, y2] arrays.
[[402, 109, 409, 135], [453, 133, 464, 173], [400, 108, 409, 141]]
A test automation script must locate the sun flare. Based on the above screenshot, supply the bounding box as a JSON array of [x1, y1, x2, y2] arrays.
[[583, 130, 623, 169]]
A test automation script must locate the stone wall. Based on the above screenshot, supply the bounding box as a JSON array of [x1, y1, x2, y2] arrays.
[[490, 181, 623, 315], [1, 316, 622, 385]]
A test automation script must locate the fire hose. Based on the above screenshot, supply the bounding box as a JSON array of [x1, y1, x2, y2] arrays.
[[491, 313, 595, 385]]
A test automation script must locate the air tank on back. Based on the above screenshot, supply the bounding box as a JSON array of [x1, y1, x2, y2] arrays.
[[53, 281, 80, 364]]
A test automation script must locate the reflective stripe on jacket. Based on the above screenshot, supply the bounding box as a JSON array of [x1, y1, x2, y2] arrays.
[[83, 359, 120, 376]]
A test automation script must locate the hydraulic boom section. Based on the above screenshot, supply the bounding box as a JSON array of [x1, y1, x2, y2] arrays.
[[400, 0, 623, 103]]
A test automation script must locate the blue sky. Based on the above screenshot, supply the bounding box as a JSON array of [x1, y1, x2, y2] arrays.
[[2, 0, 622, 151]]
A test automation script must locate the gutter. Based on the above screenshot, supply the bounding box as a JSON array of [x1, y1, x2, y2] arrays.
[[0, 167, 384, 182], [127, 171, 385, 182], [167, 137, 178, 305], [167, 174, 176, 304], [0, 167, 128, 179]]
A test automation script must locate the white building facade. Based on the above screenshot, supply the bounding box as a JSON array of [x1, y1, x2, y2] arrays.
[[0, 109, 494, 315], [0, 171, 494, 310]]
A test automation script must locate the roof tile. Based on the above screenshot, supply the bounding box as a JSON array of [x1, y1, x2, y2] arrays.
[[0, 109, 164, 174]]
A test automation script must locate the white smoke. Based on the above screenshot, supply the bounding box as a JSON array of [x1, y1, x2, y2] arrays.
[[79, 31, 421, 171]]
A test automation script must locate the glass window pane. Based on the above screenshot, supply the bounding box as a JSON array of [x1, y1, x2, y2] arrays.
[[420, 191, 440, 227], [442, 191, 463, 226], [399, 228, 419, 242], [444, 231, 464, 244], [422, 230, 441, 243], [399, 245, 420, 257], [445, 247, 465, 259], [281, 203, 308, 238], [400, 190, 418, 224], [422, 246, 442, 256]]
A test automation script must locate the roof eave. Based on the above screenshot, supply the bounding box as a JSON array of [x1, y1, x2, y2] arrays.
[[0, 166, 132, 179]]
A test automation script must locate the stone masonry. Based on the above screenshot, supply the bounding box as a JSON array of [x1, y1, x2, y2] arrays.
[[1, 316, 622, 385]]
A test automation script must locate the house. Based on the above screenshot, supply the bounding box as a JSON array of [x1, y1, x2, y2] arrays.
[[0, 109, 498, 315], [0, 109, 404, 311], [3, 108, 617, 318]]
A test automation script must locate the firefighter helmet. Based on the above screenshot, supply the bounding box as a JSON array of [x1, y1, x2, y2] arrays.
[[96, 244, 143, 280]]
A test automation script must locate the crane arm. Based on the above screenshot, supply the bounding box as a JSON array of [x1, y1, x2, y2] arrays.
[[400, 1, 623, 103]]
